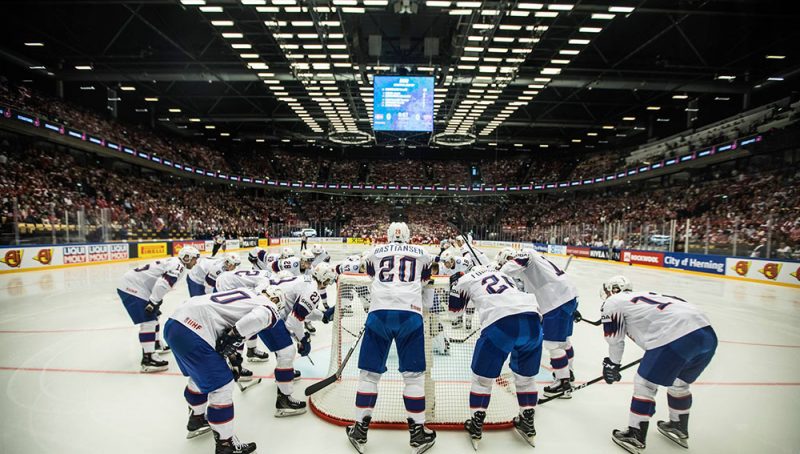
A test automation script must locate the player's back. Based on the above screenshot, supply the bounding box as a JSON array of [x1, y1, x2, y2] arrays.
[[336, 256, 362, 274], [188, 257, 218, 283], [214, 269, 272, 292], [271, 274, 315, 318], [365, 243, 433, 314], [120, 257, 183, 298], [501, 248, 577, 313], [454, 268, 540, 328], [171, 288, 269, 346], [272, 257, 301, 275], [602, 290, 711, 350]]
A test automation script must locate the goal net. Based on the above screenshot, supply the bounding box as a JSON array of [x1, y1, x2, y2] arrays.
[[309, 273, 518, 429]]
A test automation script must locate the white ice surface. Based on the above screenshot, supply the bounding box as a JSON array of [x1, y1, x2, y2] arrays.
[[1, 244, 798, 454]]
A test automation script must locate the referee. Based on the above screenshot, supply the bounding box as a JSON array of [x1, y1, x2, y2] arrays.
[[211, 231, 226, 257]]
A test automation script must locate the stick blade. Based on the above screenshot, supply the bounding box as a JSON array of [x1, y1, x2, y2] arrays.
[[305, 374, 338, 396]]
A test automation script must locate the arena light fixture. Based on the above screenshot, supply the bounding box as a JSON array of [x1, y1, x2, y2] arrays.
[[168, 108, 182, 113], [79, 85, 95, 90], [231, 43, 252, 49], [579, 27, 602, 33], [510, 10, 530, 16], [180, 0, 205, 4], [240, 53, 259, 59], [449, 9, 471, 15], [672, 94, 688, 99], [592, 13, 616, 19], [256, 6, 279, 12], [119, 86, 136, 91], [426, 0, 451, 6], [364, 0, 389, 5], [222, 33, 243, 38], [220, 132, 230, 136], [608, 6, 635, 13], [200, 6, 224, 12], [767, 77, 784, 81], [646, 106, 661, 111], [144, 97, 159, 102], [587, 132, 598, 136], [189, 118, 201, 122], [241, 0, 266, 5], [622, 116, 636, 121], [75, 65, 93, 70], [211, 20, 234, 27], [765, 55, 785, 59], [602, 125, 614, 129], [205, 125, 216, 129], [569, 39, 590, 45], [342, 7, 365, 12], [535, 11, 558, 17], [541, 67, 561, 74], [24, 42, 45, 47]]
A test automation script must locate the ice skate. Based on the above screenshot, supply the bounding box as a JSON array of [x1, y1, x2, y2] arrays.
[[186, 411, 211, 439], [237, 367, 254, 382], [214, 431, 256, 454], [543, 377, 572, 399], [513, 408, 536, 447], [464, 410, 485, 450], [141, 352, 168, 373], [408, 418, 436, 454], [612, 422, 648, 454], [275, 389, 306, 417], [155, 340, 171, 354], [246, 347, 269, 363], [657, 415, 689, 448], [293, 370, 302, 381], [346, 416, 370, 453], [305, 321, 316, 334]]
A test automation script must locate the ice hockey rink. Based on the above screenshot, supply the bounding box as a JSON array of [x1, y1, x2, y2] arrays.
[[1, 244, 798, 454]]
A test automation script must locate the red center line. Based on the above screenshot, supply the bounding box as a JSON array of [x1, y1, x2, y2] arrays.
[[0, 366, 799, 387], [0, 326, 132, 334]]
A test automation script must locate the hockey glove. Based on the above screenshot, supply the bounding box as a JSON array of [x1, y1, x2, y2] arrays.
[[228, 353, 244, 381], [144, 300, 162, 317], [322, 306, 336, 324], [297, 333, 312, 357], [216, 327, 245, 358], [603, 357, 622, 384], [573, 309, 583, 323], [449, 271, 464, 287]]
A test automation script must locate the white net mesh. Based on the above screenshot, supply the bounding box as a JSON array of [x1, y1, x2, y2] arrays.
[[309, 273, 518, 428]]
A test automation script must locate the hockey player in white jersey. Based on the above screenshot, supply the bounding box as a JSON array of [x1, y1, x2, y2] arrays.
[[265, 263, 338, 413], [501, 248, 579, 398], [438, 248, 475, 330], [310, 244, 331, 266], [247, 247, 270, 271], [214, 269, 274, 363], [453, 235, 490, 265], [280, 246, 295, 259], [450, 266, 543, 448], [203, 253, 241, 293], [271, 253, 301, 276], [599, 276, 717, 453], [346, 222, 436, 454], [163, 287, 280, 454], [116, 246, 199, 372], [187, 255, 220, 297]]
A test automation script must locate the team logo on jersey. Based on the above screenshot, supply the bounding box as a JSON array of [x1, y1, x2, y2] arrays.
[[0, 249, 23, 268], [758, 263, 782, 281], [791, 267, 799, 281], [733, 260, 750, 276], [32, 248, 53, 265]]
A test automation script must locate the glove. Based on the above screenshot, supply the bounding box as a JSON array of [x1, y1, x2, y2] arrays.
[[145, 300, 162, 317], [322, 306, 336, 324], [449, 271, 464, 287], [603, 357, 622, 384], [297, 333, 311, 357], [215, 328, 245, 358], [228, 353, 243, 381], [573, 309, 583, 323]]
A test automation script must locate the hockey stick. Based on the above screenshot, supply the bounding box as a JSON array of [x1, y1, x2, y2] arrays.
[[304, 325, 366, 396], [227, 354, 263, 393], [581, 318, 602, 326], [537, 358, 642, 405], [290, 331, 315, 366], [445, 219, 485, 266]]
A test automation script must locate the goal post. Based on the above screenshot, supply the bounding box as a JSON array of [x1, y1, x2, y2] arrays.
[[308, 273, 518, 429]]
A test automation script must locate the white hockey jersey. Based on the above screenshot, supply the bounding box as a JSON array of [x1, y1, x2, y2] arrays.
[[440, 256, 473, 275], [500, 248, 578, 315], [203, 259, 233, 292], [169, 288, 279, 348], [249, 248, 270, 271], [214, 269, 273, 292], [267, 253, 281, 264], [459, 244, 490, 266], [311, 250, 331, 267], [187, 257, 219, 285], [450, 268, 540, 329], [336, 255, 362, 274], [118, 257, 186, 303], [364, 243, 434, 315], [271, 256, 301, 276], [601, 290, 712, 364], [270, 274, 323, 340]]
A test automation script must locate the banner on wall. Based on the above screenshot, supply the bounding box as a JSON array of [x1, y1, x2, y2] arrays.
[[0, 246, 63, 269], [63, 245, 88, 264], [281, 237, 301, 244], [240, 237, 258, 248], [548, 245, 567, 255], [225, 239, 240, 250], [88, 244, 110, 262], [589, 247, 612, 260], [109, 243, 129, 260], [621, 249, 664, 266], [531, 243, 548, 253], [137, 242, 167, 259], [317, 237, 346, 243], [174, 240, 206, 254], [204, 240, 214, 251], [258, 239, 269, 248], [725, 257, 800, 285], [346, 238, 372, 245], [269, 238, 281, 246], [566, 246, 592, 258], [664, 252, 725, 275]]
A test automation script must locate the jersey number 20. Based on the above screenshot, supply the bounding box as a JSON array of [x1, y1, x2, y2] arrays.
[[378, 256, 417, 282]]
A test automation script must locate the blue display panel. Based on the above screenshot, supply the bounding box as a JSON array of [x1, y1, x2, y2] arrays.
[[373, 76, 434, 132]]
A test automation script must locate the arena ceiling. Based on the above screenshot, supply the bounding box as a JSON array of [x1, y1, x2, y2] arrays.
[[0, 0, 796, 152]]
